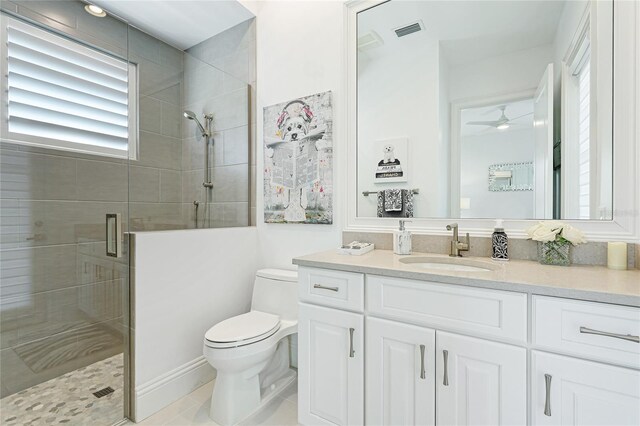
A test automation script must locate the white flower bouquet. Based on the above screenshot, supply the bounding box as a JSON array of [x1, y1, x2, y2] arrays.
[[526, 221, 586, 265]]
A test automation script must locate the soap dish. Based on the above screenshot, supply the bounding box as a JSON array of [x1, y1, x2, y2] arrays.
[[337, 241, 375, 256]]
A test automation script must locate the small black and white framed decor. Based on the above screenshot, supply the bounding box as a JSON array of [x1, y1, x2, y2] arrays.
[[373, 138, 408, 183]]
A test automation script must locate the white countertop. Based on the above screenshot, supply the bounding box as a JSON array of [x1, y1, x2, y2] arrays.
[[292, 250, 640, 307]]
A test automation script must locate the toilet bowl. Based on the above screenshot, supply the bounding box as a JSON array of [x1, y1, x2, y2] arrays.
[[203, 269, 298, 425]]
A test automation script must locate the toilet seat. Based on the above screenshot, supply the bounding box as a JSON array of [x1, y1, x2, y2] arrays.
[[205, 311, 281, 349]]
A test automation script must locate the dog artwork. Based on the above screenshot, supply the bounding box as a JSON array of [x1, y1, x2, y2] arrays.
[[263, 91, 333, 224], [382, 145, 396, 164]]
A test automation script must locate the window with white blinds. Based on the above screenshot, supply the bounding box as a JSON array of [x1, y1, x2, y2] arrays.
[[1, 16, 137, 159]]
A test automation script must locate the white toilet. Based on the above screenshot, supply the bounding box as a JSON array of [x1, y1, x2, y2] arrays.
[[203, 269, 298, 425]]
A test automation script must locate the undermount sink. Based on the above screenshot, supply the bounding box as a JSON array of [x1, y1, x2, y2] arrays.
[[399, 256, 497, 272]]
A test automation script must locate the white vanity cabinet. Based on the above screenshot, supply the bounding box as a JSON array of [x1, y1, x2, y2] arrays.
[[366, 317, 436, 425], [530, 296, 640, 425], [365, 319, 526, 426], [298, 302, 364, 426], [531, 351, 640, 425], [436, 331, 527, 425], [297, 266, 640, 426]]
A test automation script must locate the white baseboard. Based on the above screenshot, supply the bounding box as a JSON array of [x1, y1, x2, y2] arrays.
[[134, 356, 216, 422]]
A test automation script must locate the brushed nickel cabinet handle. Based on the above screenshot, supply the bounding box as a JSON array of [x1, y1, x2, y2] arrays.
[[442, 350, 449, 386], [313, 284, 339, 292], [349, 328, 355, 358], [579, 326, 640, 343], [419, 345, 426, 379], [544, 374, 552, 416]]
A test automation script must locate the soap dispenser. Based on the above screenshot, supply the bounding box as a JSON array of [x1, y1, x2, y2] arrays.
[[491, 219, 509, 261], [393, 220, 412, 255]]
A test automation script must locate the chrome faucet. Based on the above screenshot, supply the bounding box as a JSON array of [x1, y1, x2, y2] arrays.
[[446, 223, 469, 257]]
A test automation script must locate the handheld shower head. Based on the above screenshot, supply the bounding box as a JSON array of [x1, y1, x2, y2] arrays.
[[183, 110, 208, 137]]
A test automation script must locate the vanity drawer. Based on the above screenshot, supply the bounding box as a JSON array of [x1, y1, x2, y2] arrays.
[[298, 267, 364, 312], [533, 296, 640, 368], [367, 275, 527, 344]]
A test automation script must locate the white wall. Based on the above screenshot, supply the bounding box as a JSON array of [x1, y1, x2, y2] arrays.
[[460, 128, 535, 219], [449, 44, 554, 102], [245, 0, 345, 269], [357, 39, 447, 218], [132, 227, 258, 421]]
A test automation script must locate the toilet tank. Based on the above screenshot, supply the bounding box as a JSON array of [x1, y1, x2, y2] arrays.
[[251, 269, 298, 321]]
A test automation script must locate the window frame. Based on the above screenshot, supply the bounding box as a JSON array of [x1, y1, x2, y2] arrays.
[[0, 14, 138, 160]]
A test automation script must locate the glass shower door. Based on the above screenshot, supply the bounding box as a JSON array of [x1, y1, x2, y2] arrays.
[[0, 2, 130, 424]]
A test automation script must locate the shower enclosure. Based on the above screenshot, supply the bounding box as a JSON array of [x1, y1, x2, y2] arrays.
[[0, 1, 253, 424]]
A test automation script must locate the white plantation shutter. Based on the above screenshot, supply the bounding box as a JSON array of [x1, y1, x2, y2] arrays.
[[577, 60, 591, 219], [1, 16, 136, 158]]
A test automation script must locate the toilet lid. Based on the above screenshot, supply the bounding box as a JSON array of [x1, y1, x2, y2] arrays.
[[205, 311, 280, 345]]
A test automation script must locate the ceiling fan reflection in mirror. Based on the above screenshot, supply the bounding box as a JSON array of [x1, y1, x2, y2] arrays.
[[466, 105, 532, 130]]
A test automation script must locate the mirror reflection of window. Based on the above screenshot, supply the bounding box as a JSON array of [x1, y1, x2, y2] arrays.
[[356, 0, 613, 221], [577, 57, 591, 219]]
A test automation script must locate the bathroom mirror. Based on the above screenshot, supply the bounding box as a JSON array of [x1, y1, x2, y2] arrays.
[[356, 0, 614, 221]]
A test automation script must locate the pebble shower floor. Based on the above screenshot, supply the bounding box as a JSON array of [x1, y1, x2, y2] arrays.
[[0, 354, 124, 425]]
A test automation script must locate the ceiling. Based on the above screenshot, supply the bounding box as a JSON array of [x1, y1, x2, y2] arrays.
[[94, 0, 254, 50], [358, 0, 566, 66], [461, 98, 534, 137]]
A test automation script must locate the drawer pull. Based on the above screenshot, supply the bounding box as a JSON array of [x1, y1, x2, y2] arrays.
[[313, 283, 339, 292], [442, 350, 449, 386], [349, 328, 355, 358], [419, 345, 426, 379], [544, 374, 552, 416], [579, 326, 639, 343]]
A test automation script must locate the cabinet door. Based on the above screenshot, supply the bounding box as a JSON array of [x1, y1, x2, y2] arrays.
[[436, 331, 526, 426], [366, 317, 435, 426], [298, 303, 364, 425], [531, 351, 640, 425]]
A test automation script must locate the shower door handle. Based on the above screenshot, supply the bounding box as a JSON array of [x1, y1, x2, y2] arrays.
[[106, 213, 122, 258]]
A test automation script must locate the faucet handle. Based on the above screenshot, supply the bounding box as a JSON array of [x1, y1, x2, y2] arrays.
[[461, 233, 470, 251]]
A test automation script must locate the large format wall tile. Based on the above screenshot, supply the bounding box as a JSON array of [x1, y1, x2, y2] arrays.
[[223, 125, 249, 166], [160, 170, 182, 203], [129, 166, 161, 203], [139, 96, 163, 134], [1, 199, 21, 250], [212, 164, 249, 203], [0, 150, 77, 201], [181, 169, 206, 204], [76, 160, 128, 202], [138, 131, 182, 170], [129, 203, 183, 231]]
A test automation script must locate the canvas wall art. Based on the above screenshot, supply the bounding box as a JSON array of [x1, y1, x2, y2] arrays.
[[263, 91, 333, 224]]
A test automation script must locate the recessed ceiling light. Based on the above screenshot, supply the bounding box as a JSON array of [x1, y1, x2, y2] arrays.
[[85, 4, 106, 17]]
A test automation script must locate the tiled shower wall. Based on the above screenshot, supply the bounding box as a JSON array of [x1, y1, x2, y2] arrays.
[[182, 18, 256, 228]]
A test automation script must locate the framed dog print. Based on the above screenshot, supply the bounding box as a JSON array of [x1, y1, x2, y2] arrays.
[[263, 91, 333, 224], [373, 138, 408, 183]]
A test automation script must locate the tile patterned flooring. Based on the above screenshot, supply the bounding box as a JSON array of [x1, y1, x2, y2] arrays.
[[0, 354, 124, 425], [135, 380, 298, 426], [0, 353, 298, 426]]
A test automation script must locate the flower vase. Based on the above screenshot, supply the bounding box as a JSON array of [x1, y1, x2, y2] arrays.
[[537, 240, 571, 266]]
